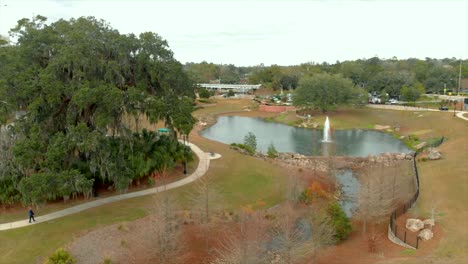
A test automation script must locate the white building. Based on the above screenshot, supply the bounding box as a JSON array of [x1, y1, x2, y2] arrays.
[[197, 83, 261, 93]]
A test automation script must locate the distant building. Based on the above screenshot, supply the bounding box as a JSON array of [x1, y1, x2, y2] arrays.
[[198, 83, 261, 93], [461, 78, 468, 92]]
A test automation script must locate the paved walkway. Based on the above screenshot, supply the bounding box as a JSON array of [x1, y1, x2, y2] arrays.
[[367, 104, 468, 122], [0, 142, 210, 231]]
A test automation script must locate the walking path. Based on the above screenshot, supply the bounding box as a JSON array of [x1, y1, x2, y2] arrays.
[[367, 104, 468, 122], [0, 141, 210, 231]]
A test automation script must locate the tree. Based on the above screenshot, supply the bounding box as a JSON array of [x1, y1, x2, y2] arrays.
[[190, 176, 223, 225], [327, 202, 352, 241], [151, 194, 185, 264], [243, 132, 257, 153], [355, 165, 397, 235], [0, 16, 196, 203], [400, 83, 424, 103], [270, 204, 336, 264], [211, 211, 269, 264], [293, 73, 355, 112]]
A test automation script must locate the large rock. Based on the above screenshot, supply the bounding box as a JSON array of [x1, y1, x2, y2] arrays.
[[415, 142, 427, 149], [423, 218, 435, 228], [418, 229, 434, 241], [427, 148, 442, 160], [406, 218, 425, 232], [374, 125, 391, 130]]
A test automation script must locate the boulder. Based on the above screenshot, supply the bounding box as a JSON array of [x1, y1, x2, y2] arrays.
[[415, 142, 427, 149], [423, 218, 435, 228], [418, 229, 434, 241], [374, 125, 391, 130], [406, 218, 425, 232], [427, 148, 442, 160]]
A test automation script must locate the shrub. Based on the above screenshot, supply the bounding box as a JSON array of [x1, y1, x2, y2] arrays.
[[327, 202, 352, 241], [230, 143, 254, 155], [198, 98, 211, 104], [267, 143, 278, 158], [227, 89, 235, 97], [198, 88, 211, 99], [44, 248, 76, 264], [299, 181, 329, 204], [101, 258, 113, 264]]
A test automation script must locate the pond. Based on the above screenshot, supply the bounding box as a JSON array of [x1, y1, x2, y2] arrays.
[[200, 116, 410, 157], [335, 170, 360, 217]]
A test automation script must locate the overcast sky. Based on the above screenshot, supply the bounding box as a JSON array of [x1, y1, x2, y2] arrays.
[[0, 0, 467, 66]]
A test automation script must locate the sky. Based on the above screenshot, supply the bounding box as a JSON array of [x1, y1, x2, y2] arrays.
[[0, 0, 467, 66]]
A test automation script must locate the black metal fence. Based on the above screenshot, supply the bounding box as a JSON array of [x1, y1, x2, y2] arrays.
[[388, 152, 421, 249]]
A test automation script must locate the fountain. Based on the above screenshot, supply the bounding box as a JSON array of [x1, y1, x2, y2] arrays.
[[321, 116, 335, 156], [323, 116, 332, 142]]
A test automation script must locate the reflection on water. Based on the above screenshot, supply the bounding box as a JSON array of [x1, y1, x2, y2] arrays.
[[200, 116, 410, 157], [335, 170, 360, 217]]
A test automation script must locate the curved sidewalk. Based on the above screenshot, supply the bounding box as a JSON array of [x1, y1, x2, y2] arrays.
[[0, 142, 209, 231]]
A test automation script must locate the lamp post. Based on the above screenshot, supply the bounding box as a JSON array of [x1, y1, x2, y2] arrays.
[[458, 59, 462, 96]]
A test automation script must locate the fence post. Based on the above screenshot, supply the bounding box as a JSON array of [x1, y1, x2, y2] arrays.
[[404, 231, 407, 243], [416, 237, 419, 249]]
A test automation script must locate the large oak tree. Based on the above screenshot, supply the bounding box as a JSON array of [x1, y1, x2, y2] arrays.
[[0, 16, 196, 206]]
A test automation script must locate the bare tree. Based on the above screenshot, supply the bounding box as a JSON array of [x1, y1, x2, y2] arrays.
[[190, 176, 223, 225], [211, 211, 270, 264], [269, 204, 336, 264], [307, 206, 337, 263], [355, 163, 398, 235], [285, 170, 306, 203], [150, 194, 185, 264]]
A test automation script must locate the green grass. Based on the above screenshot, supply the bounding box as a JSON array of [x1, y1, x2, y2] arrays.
[[0, 198, 148, 264], [401, 249, 416, 255]]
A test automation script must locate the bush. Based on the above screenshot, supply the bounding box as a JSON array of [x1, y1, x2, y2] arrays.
[[44, 248, 76, 264], [327, 202, 352, 241], [230, 143, 255, 155], [198, 98, 212, 104], [227, 90, 235, 97], [267, 143, 278, 158], [101, 258, 113, 264], [198, 88, 211, 99]]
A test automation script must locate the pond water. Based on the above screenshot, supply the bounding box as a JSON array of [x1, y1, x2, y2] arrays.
[[335, 170, 360, 217], [200, 116, 410, 157]]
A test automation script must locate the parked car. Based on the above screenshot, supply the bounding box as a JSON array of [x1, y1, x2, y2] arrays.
[[389, 99, 398, 105], [439, 106, 449, 111]]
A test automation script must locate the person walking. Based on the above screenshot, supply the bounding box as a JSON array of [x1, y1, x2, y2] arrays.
[[28, 207, 36, 223]]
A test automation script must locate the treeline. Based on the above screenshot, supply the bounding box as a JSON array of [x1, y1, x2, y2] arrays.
[[0, 16, 195, 207], [185, 57, 467, 96]]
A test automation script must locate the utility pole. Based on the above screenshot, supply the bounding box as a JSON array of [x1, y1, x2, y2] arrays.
[[458, 59, 462, 96]]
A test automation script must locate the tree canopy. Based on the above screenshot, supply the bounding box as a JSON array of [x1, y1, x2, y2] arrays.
[[0, 16, 196, 206], [293, 73, 362, 112]]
